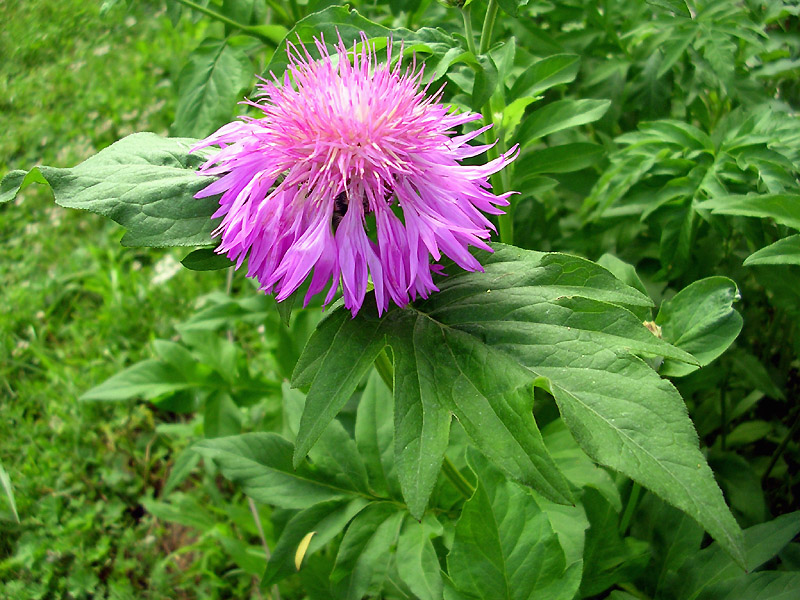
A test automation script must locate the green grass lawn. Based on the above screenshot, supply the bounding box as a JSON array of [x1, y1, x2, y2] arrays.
[[0, 1, 253, 597]]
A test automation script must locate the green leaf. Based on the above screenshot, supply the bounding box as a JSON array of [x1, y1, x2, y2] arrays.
[[295, 246, 741, 563], [194, 433, 357, 509], [704, 572, 800, 600], [646, 0, 691, 17], [447, 450, 573, 600], [330, 503, 405, 600], [291, 313, 386, 468], [656, 277, 743, 377], [471, 54, 498, 111], [396, 517, 444, 600], [744, 234, 800, 266], [162, 447, 201, 497], [80, 359, 196, 401], [670, 511, 800, 600], [0, 460, 19, 523], [498, 0, 532, 17], [514, 99, 611, 148], [181, 248, 232, 271], [697, 194, 800, 230], [516, 143, 605, 175], [580, 489, 650, 597], [354, 372, 399, 498], [508, 54, 580, 102], [265, 6, 457, 78], [0, 133, 219, 247], [263, 498, 370, 586], [172, 38, 252, 138], [204, 392, 243, 438]]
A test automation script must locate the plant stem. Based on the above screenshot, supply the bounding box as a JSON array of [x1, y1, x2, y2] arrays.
[[461, 7, 477, 56], [248, 498, 280, 600], [442, 456, 476, 499], [371, 351, 475, 500], [173, 0, 279, 44], [618, 481, 641, 535], [762, 407, 800, 484], [479, 0, 500, 55]]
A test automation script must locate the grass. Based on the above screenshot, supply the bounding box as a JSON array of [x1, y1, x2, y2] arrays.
[[0, 1, 261, 597]]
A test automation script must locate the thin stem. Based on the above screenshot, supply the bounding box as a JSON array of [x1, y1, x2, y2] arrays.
[[479, 0, 500, 55], [719, 370, 729, 451], [249, 498, 280, 600], [173, 0, 280, 44], [461, 7, 477, 56], [618, 482, 641, 535], [762, 407, 800, 484], [442, 456, 475, 499]]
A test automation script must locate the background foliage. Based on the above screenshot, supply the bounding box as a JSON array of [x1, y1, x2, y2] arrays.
[[1, 0, 799, 599]]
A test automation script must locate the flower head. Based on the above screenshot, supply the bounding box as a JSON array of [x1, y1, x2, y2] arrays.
[[192, 33, 516, 315]]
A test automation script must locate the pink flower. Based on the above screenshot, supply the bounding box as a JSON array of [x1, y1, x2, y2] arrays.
[[192, 33, 516, 315]]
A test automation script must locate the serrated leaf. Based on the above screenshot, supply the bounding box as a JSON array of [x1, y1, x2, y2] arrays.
[[656, 277, 743, 377], [447, 450, 573, 600], [0, 133, 219, 247], [263, 498, 370, 586], [294, 246, 741, 563], [194, 433, 358, 509], [744, 234, 800, 266], [172, 38, 252, 138], [515, 99, 611, 148], [697, 194, 800, 230]]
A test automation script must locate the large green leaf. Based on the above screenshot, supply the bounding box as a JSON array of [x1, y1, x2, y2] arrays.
[[172, 38, 253, 138], [0, 133, 218, 247], [744, 234, 800, 266], [656, 277, 743, 377], [697, 194, 800, 230], [292, 245, 743, 566], [194, 433, 359, 509], [447, 450, 573, 600]]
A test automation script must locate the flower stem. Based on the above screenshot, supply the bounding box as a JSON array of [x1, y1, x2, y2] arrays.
[[372, 351, 475, 501], [461, 7, 477, 56], [479, 0, 500, 55], [173, 0, 280, 44], [442, 456, 476, 499], [762, 407, 800, 484], [618, 481, 641, 535]]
